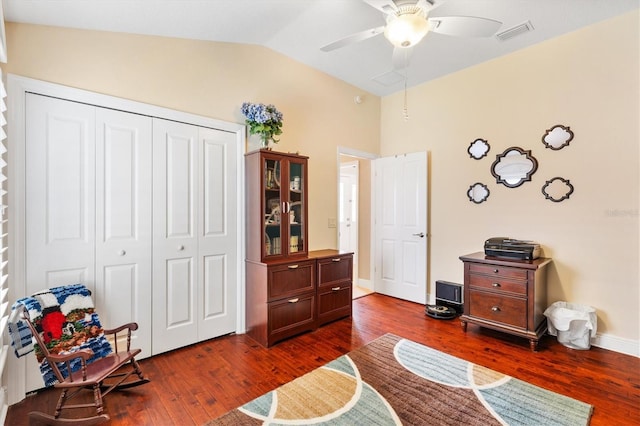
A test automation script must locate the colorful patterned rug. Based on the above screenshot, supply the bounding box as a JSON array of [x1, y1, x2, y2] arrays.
[[206, 334, 592, 425]]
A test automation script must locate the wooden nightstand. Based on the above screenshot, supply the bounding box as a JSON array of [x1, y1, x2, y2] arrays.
[[459, 252, 552, 351]]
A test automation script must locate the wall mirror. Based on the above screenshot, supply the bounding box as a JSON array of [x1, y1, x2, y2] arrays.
[[542, 177, 574, 202], [491, 147, 538, 188], [468, 138, 490, 159], [467, 182, 490, 204], [542, 124, 574, 150]]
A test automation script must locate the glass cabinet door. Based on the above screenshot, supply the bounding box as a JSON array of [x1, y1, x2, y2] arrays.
[[263, 157, 282, 257], [287, 159, 305, 255]]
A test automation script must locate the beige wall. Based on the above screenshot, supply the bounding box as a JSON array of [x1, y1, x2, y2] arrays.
[[2, 22, 382, 253], [380, 11, 639, 343]]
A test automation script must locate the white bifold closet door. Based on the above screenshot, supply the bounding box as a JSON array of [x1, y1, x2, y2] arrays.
[[26, 95, 97, 292], [25, 94, 153, 391], [24, 93, 238, 390], [152, 119, 238, 355], [94, 107, 153, 354]]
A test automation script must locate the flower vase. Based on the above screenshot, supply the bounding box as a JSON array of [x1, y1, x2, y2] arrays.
[[260, 136, 271, 150], [248, 133, 270, 151]]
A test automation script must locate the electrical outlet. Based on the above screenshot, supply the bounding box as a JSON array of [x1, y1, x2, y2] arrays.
[[328, 218, 337, 228]]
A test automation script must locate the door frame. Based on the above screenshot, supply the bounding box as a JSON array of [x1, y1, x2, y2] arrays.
[[339, 160, 359, 282], [6, 74, 247, 405], [337, 147, 377, 291]]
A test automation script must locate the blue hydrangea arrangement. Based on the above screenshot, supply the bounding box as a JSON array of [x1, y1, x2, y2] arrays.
[[241, 102, 284, 147]]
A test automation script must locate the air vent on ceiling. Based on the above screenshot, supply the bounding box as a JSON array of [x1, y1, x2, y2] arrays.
[[372, 70, 406, 86], [495, 21, 534, 41]]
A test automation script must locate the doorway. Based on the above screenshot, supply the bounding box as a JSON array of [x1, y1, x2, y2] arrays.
[[338, 148, 376, 298], [339, 161, 358, 277]]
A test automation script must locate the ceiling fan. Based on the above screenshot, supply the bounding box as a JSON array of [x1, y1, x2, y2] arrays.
[[321, 0, 502, 69]]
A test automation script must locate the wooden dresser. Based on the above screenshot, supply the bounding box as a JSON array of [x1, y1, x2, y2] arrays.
[[459, 252, 552, 351], [246, 250, 352, 347]]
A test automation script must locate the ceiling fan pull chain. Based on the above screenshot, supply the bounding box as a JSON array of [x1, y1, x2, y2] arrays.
[[403, 63, 410, 121]]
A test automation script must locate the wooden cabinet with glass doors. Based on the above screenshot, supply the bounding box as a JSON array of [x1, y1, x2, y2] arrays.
[[246, 149, 308, 263], [245, 149, 312, 347], [246, 150, 353, 346]]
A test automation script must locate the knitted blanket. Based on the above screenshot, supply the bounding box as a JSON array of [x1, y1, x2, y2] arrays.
[[9, 284, 113, 387]]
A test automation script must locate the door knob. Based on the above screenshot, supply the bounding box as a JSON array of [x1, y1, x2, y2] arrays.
[[177, 245, 185, 251], [412, 232, 425, 238], [118, 250, 126, 256]]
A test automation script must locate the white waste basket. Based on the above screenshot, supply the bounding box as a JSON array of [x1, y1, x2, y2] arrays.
[[544, 302, 597, 350]]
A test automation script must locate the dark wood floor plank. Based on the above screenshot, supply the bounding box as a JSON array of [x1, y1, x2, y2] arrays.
[[8, 294, 640, 425]]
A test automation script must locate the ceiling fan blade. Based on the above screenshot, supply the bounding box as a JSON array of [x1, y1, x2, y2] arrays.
[[320, 26, 385, 52], [428, 16, 502, 38], [392, 46, 415, 70]]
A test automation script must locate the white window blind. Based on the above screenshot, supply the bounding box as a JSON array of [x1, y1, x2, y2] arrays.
[[0, 70, 8, 423]]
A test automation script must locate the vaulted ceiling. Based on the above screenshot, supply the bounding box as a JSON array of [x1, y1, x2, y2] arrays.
[[3, 0, 638, 96]]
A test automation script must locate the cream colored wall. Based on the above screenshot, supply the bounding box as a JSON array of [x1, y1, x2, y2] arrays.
[[3, 22, 381, 253], [380, 11, 639, 344]]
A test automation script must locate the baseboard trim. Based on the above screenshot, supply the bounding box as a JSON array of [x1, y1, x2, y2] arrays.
[[355, 278, 372, 291], [591, 333, 639, 357]]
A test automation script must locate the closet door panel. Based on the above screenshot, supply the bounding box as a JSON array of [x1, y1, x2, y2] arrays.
[[24, 94, 96, 393], [152, 118, 199, 354], [25, 94, 96, 292], [95, 108, 152, 356], [166, 257, 194, 325], [198, 128, 238, 340]]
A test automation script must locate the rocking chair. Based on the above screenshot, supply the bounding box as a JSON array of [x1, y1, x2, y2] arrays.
[[13, 284, 150, 425]]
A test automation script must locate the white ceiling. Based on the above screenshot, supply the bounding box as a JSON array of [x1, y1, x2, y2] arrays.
[[3, 0, 638, 96]]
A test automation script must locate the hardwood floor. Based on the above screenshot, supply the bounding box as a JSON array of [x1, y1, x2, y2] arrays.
[[7, 293, 640, 425]]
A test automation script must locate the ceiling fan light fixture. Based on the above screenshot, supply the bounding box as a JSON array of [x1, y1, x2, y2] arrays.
[[384, 13, 429, 48]]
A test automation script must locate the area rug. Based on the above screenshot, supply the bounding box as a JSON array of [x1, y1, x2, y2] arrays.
[[206, 333, 592, 425]]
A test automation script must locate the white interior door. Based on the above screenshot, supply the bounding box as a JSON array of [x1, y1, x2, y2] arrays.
[[25, 94, 96, 291], [373, 152, 428, 304], [152, 120, 238, 354], [339, 161, 359, 281], [95, 108, 153, 356], [197, 127, 238, 340], [25, 93, 96, 391], [152, 119, 199, 354]]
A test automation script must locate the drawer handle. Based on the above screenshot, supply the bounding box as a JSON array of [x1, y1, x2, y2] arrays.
[[288, 264, 299, 269], [331, 258, 341, 262], [288, 298, 299, 303], [331, 287, 341, 291], [491, 306, 501, 312], [492, 282, 501, 288], [493, 269, 499, 273]]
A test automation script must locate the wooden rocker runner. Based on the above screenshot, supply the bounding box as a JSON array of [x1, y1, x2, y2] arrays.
[[10, 284, 150, 425]]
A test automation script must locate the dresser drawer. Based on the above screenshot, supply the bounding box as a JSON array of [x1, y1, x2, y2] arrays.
[[267, 260, 315, 301], [317, 255, 353, 287], [317, 284, 352, 325], [268, 293, 316, 336], [469, 263, 528, 280], [468, 274, 527, 295], [468, 291, 527, 329]]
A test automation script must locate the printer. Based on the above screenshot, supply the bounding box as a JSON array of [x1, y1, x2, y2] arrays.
[[484, 237, 541, 260]]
